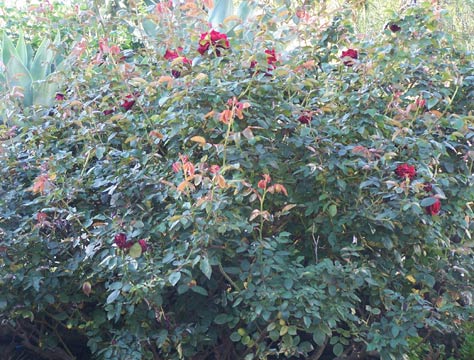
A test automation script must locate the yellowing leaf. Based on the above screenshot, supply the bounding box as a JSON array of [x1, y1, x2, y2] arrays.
[[190, 136, 206, 145], [195, 73, 208, 81], [69, 100, 83, 108], [129, 242, 142, 258], [429, 110, 443, 119], [406, 275, 416, 284], [31, 174, 54, 194], [108, 114, 125, 122], [249, 209, 260, 222], [149, 130, 164, 139], [204, 110, 215, 119], [129, 77, 148, 86], [281, 204, 297, 213], [224, 15, 241, 24], [215, 174, 227, 189], [177, 180, 195, 192]]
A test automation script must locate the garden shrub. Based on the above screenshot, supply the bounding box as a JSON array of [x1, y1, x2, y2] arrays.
[[1, 1, 474, 359]]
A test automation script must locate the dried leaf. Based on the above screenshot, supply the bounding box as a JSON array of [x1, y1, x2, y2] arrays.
[[190, 136, 206, 145], [281, 204, 297, 213], [149, 130, 164, 139], [177, 180, 195, 192], [242, 127, 254, 139], [215, 174, 227, 189], [249, 209, 260, 221]]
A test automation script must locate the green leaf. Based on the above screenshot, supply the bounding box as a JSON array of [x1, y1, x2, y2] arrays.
[[214, 313, 230, 324], [0, 298, 7, 310], [2, 33, 18, 64], [209, 0, 234, 30], [230, 331, 241, 342], [96, 146, 106, 160], [30, 38, 53, 81], [328, 204, 337, 217], [333, 343, 344, 357], [313, 331, 326, 347], [32, 74, 60, 106], [200, 256, 212, 279], [6, 55, 32, 106], [106, 289, 120, 304], [283, 278, 293, 290], [391, 326, 400, 338], [15, 32, 28, 68], [168, 271, 181, 286], [420, 197, 437, 207], [129, 242, 142, 258], [191, 285, 208, 296], [237, 1, 256, 22], [142, 19, 158, 37]]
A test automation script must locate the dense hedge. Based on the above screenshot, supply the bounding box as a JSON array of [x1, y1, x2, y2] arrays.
[[1, 1, 474, 359]]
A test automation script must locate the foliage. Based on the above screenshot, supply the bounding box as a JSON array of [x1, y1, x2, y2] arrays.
[[0, 31, 69, 108], [1, 1, 474, 360]]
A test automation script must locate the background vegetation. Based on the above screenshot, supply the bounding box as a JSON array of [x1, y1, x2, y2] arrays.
[[1, 0, 474, 359]]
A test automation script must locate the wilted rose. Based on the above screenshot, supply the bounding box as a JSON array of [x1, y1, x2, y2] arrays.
[[395, 163, 416, 180], [121, 94, 136, 111], [114, 233, 128, 249], [425, 198, 441, 216], [341, 49, 358, 66], [197, 30, 230, 56], [138, 239, 148, 252], [389, 23, 401, 32]]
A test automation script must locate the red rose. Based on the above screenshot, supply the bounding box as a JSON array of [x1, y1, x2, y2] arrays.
[[395, 163, 416, 180], [114, 233, 128, 249], [55, 93, 65, 101], [425, 198, 441, 216], [265, 49, 277, 68], [164, 49, 179, 60], [165, 49, 192, 78], [103, 109, 115, 115], [389, 24, 401, 32], [341, 49, 358, 66], [423, 182, 433, 192], [121, 94, 136, 111], [198, 30, 230, 56], [250, 49, 278, 75], [138, 239, 148, 252], [298, 113, 312, 124], [415, 97, 426, 109]]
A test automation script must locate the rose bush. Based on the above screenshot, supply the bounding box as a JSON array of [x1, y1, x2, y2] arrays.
[[1, 1, 474, 360]]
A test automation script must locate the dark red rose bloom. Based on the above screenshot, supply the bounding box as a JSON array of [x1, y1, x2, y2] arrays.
[[103, 109, 115, 115], [165, 49, 192, 78], [114, 233, 128, 249], [124, 240, 134, 249], [341, 49, 358, 66], [425, 198, 441, 216], [121, 94, 136, 111], [164, 49, 179, 60], [298, 113, 312, 124], [138, 239, 149, 252], [395, 163, 416, 180], [415, 97, 426, 109], [198, 29, 230, 56], [423, 182, 433, 192], [389, 23, 401, 32], [265, 49, 277, 68], [55, 93, 65, 101]]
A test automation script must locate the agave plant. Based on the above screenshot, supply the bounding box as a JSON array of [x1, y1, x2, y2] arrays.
[[0, 31, 68, 107]]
